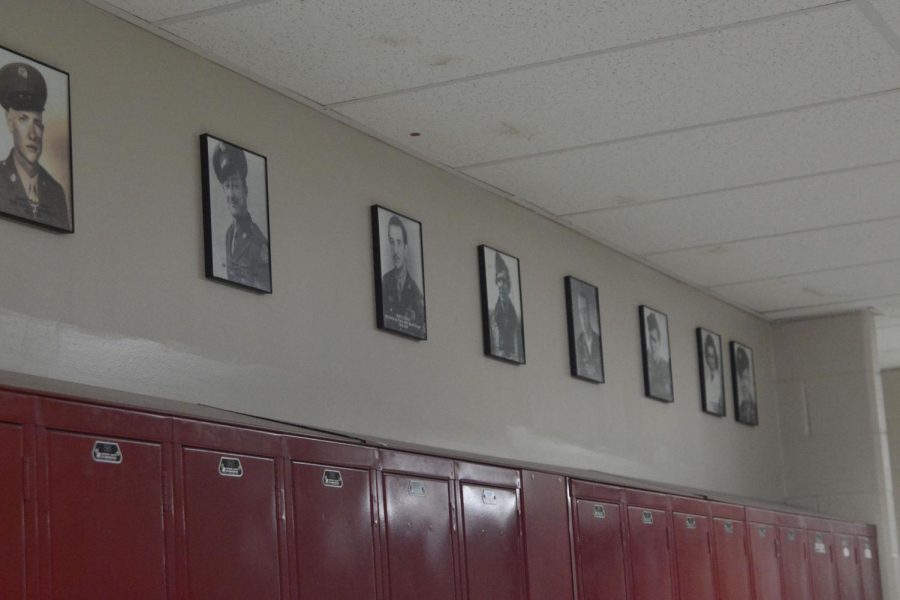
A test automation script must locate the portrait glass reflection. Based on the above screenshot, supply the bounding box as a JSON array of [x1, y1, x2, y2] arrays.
[[697, 328, 725, 416], [371, 205, 426, 340], [479, 245, 525, 364], [640, 305, 673, 402], [565, 276, 604, 383], [201, 134, 272, 294], [0, 46, 72, 232]]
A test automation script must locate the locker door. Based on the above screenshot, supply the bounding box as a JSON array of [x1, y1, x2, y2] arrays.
[[574, 498, 628, 600], [521, 471, 574, 600], [0, 424, 26, 600], [460, 483, 525, 599], [858, 536, 883, 600], [627, 505, 675, 600], [834, 534, 863, 600], [747, 522, 783, 600], [44, 429, 169, 599], [712, 517, 754, 600], [180, 446, 283, 599], [292, 461, 378, 599], [808, 530, 838, 600], [672, 511, 716, 600], [383, 472, 457, 600], [779, 526, 813, 600]]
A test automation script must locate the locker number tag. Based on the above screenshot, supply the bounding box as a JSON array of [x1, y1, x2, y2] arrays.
[[685, 517, 697, 530], [642, 511, 654, 525], [482, 490, 498, 505], [593, 505, 606, 519], [787, 530, 796, 542], [842, 546, 851, 558], [218, 457, 243, 478], [758, 526, 767, 538], [92, 441, 123, 464], [408, 480, 427, 496], [323, 470, 343, 488], [865, 547, 873, 560], [814, 534, 826, 554], [723, 521, 734, 534]]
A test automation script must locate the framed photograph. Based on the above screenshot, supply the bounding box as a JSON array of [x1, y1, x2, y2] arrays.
[[565, 276, 604, 383], [0, 46, 72, 232], [371, 205, 426, 340], [696, 328, 725, 416], [731, 341, 759, 426], [639, 305, 673, 402], [479, 245, 525, 364], [201, 134, 272, 293]]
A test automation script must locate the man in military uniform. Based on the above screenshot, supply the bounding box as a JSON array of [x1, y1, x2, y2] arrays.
[[0, 62, 69, 230], [212, 142, 271, 291], [574, 289, 602, 379], [381, 215, 425, 334], [489, 253, 522, 361], [646, 312, 673, 400]]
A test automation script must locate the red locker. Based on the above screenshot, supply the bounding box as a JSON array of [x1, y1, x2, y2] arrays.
[[858, 530, 883, 600], [710, 503, 753, 600], [777, 512, 813, 600], [380, 451, 459, 600], [37, 398, 174, 599], [832, 522, 863, 600], [807, 518, 838, 600], [746, 508, 783, 600], [670, 497, 717, 600], [521, 470, 575, 600], [175, 419, 287, 600], [285, 436, 380, 600], [0, 421, 27, 599], [625, 490, 676, 600], [570, 481, 628, 600], [457, 462, 526, 600]]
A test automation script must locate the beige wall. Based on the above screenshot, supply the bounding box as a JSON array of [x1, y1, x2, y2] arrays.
[[0, 0, 787, 499], [775, 313, 899, 596]]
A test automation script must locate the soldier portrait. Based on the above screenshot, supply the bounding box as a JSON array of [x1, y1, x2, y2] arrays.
[[640, 305, 673, 402], [201, 135, 272, 293], [0, 47, 72, 232], [697, 327, 725, 416], [371, 205, 426, 339], [731, 341, 759, 426], [565, 276, 604, 383], [479, 245, 525, 364]]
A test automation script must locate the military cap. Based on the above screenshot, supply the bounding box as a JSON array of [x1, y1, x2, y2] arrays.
[[495, 252, 510, 279], [212, 142, 248, 184], [0, 62, 47, 112]]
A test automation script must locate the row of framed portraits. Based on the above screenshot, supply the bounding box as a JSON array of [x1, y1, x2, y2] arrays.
[[0, 44, 758, 427]]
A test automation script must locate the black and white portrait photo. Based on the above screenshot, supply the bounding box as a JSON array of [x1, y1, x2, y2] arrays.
[[640, 306, 673, 402], [696, 328, 725, 416], [731, 341, 758, 426], [371, 205, 426, 340], [0, 46, 72, 232], [565, 276, 604, 383], [479, 245, 524, 364], [201, 135, 271, 293]]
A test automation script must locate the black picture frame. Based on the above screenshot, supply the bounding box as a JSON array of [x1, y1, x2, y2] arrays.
[[565, 276, 604, 383], [371, 205, 427, 340], [639, 305, 673, 402], [0, 45, 73, 233], [200, 134, 272, 294], [696, 327, 726, 416], [479, 245, 525, 364], [730, 341, 759, 426]]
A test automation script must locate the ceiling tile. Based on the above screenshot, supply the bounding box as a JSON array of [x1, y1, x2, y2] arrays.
[[164, 0, 829, 104], [464, 91, 900, 215], [338, 5, 900, 167], [868, 0, 900, 38], [711, 261, 900, 313], [647, 218, 900, 287], [568, 162, 900, 255], [102, 0, 244, 22]]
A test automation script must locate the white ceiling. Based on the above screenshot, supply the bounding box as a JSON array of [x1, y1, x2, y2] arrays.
[[92, 0, 900, 368]]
